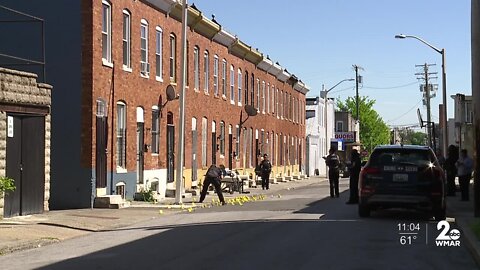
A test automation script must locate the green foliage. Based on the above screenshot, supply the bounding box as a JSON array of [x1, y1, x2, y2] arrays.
[[139, 189, 157, 203], [471, 219, 480, 241], [336, 96, 390, 152], [0, 177, 15, 198], [396, 128, 427, 145]]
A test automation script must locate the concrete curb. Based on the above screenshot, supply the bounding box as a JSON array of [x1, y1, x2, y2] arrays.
[[455, 217, 480, 268]]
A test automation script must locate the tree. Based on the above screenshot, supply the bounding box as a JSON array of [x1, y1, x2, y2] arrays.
[[336, 96, 390, 152], [397, 128, 427, 145]]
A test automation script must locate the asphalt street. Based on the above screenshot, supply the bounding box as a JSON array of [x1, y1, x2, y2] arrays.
[[0, 179, 477, 270]]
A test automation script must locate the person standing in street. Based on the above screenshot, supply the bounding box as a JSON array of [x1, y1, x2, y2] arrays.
[[260, 153, 272, 190], [456, 149, 473, 201], [346, 149, 361, 204], [444, 145, 459, 196], [325, 147, 341, 198], [199, 164, 226, 205]]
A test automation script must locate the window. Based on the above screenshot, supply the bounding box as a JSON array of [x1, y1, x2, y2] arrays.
[[193, 46, 199, 90], [222, 60, 227, 97], [204, 51, 209, 92], [267, 83, 270, 114], [213, 55, 219, 96], [219, 121, 225, 156], [256, 79, 260, 110], [251, 74, 255, 106], [237, 69, 242, 105], [271, 85, 275, 115], [244, 72, 249, 105], [102, 1, 112, 64], [262, 81, 266, 113], [306, 110, 316, 119], [202, 117, 208, 167], [230, 65, 235, 103], [116, 102, 127, 168], [280, 90, 283, 118], [122, 10, 131, 69], [235, 125, 240, 159], [276, 88, 279, 118], [151, 107, 160, 153], [155, 27, 163, 80], [169, 34, 176, 81], [336, 121, 344, 132], [140, 19, 149, 76]]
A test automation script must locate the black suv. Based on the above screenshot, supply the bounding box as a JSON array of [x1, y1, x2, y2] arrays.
[[358, 145, 446, 220]]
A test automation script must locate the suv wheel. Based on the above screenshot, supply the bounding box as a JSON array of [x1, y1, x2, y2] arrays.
[[358, 203, 370, 217]]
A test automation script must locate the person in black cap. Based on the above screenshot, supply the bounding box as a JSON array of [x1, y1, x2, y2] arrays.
[[346, 149, 361, 204], [199, 164, 226, 205], [325, 147, 340, 198], [259, 153, 272, 190]]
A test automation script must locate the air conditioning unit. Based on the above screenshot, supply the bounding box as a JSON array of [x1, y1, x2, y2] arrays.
[[140, 61, 150, 75]]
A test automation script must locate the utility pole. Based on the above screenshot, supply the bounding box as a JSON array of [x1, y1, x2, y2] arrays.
[[415, 63, 437, 149], [471, 0, 480, 217], [353, 65, 363, 121]]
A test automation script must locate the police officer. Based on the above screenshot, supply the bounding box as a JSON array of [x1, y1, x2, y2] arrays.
[[325, 148, 340, 198], [346, 149, 361, 204], [199, 164, 226, 205]]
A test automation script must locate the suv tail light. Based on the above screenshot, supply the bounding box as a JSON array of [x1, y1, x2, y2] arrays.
[[359, 167, 380, 195]]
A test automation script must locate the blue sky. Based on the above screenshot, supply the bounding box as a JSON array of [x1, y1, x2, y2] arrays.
[[194, 0, 471, 128]]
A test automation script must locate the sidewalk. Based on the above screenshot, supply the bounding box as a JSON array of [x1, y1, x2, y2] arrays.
[[446, 182, 480, 266], [0, 176, 324, 256]]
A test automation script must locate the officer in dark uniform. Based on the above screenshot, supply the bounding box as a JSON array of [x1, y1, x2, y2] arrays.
[[346, 149, 361, 204], [199, 164, 226, 205], [325, 148, 340, 198]]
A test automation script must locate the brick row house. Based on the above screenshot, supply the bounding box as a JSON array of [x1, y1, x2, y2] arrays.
[[4, 0, 310, 209]]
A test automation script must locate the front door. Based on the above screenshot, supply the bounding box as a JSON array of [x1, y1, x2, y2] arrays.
[[4, 114, 45, 218], [167, 124, 175, 183], [191, 130, 197, 183], [137, 122, 145, 184], [96, 116, 107, 188]]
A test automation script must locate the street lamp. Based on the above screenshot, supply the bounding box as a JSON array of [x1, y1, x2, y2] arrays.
[[323, 79, 354, 160], [395, 34, 448, 158]]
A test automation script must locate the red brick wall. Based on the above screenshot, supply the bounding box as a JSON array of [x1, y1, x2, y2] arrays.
[[83, 0, 306, 176]]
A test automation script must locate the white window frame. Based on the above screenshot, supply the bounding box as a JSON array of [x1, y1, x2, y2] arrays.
[[256, 79, 260, 110], [237, 68, 242, 106], [230, 65, 235, 104], [204, 50, 209, 93], [222, 60, 227, 97], [116, 102, 127, 170], [122, 10, 131, 71], [262, 81, 266, 114], [140, 19, 149, 77], [213, 55, 219, 96], [151, 106, 160, 154], [193, 46, 200, 90], [169, 34, 176, 81], [219, 121, 225, 156], [102, 1, 112, 66], [267, 83, 270, 114], [155, 26, 163, 81]]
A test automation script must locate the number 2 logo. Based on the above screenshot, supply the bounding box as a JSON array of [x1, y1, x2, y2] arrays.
[[436, 220, 461, 240]]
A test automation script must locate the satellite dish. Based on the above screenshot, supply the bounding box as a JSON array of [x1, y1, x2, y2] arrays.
[[244, 104, 258, 116], [166, 85, 178, 101], [417, 108, 424, 128]]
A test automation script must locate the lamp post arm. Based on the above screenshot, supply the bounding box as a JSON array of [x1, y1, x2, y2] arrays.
[[404, 35, 443, 54]]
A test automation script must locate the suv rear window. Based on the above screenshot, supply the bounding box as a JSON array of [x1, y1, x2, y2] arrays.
[[369, 149, 435, 167]]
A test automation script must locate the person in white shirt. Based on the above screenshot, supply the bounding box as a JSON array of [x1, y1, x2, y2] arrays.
[[456, 149, 473, 201]]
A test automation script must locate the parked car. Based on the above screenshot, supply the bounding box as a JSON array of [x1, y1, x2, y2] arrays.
[[358, 145, 446, 220]]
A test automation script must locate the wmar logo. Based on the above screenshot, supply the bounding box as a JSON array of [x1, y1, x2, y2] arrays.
[[435, 220, 461, 247]]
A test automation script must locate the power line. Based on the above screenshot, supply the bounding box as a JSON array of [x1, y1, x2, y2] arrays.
[[386, 99, 423, 123], [363, 81, 418, 90]]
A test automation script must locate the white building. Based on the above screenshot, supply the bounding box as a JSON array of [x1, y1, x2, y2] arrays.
[[305, 96, 335, 177]]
